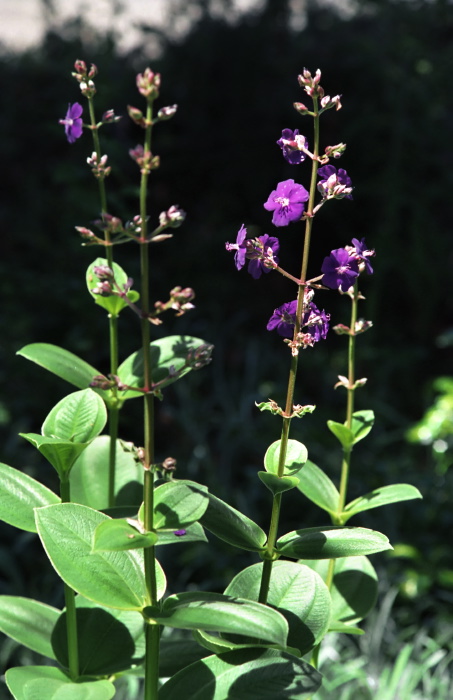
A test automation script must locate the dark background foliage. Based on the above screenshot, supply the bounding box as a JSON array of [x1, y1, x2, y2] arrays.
[[0, 0, 452, 684]]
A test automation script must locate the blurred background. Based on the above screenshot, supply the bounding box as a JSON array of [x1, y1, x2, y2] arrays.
[[0, 0, 452, 697]]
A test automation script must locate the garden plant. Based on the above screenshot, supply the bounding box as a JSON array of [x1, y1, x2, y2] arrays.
[[0, 61, 422, 699]]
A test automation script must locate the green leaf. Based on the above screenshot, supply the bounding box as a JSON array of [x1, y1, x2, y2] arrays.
[[264, 439, 308, 476], [351, 410, 375, 444], [70, 436, 143, 510], [87, 258, 139, 317], [258, 471, 299, 496], [0, 596, 60, 659], [117, 335, 211, 399], [19, 433, 89, 478], [192, 629, 303, 658], [42, 389, 107, 443], [16, 343, 107, 398], [93, 519, 158, 552], [343, 483, 423, 522], [276, 526, 393, 559], [0, 463, 60, 532], [146, 591, 288, 647], [158, 648, 322, 700], [159, 637, 209, 678], [295, 460, 340, 515], [303, 556, 378, 624], [327, 622, 364, 635], [224, 561, 331, 655], [52, 596, 145, 675], [327, 420, 353, 449], [153, 480, 209, 529], [200, 493, 267, 552], [35, 503, 157, 610], [156, 521, 208, 546], [6, 666, 115, 700]]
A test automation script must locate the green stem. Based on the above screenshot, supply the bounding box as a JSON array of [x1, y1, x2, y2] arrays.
[[258, 99, 320, 605], [139, 98, 159, 700], [60, 478, 79, 679], [88, 95, 120, 506], [337, 283, 358, 516]]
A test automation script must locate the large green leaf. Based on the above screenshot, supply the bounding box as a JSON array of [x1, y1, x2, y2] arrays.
[[159, 636, 209, 678], [35, 503, 156, 610], [158, 648, 322, 699], [303, 556, 378, 625], [342, 483, 422, 523], [16, 343, 107, 399], [6, 666, 115, 700], [153, 480, 209, 529], [0, 596, 60, 659], [264, 439, 308, 476], [224, 561, 331, 655], [19, 433, 89, 478], [295, 460, 340, 516], [0, 463, 60, 532], [70, 436, 143, 510], [156, 522, 208, 546], [52, 596, 145, 675], [86, 258, 139, 316], [276, 526, 392, 559], [93, 519, 158, 552], [41, 389, 107, 443], [117, 335, 212, 399], [146, 592, 288, 648], [200, 493, 267, 552]]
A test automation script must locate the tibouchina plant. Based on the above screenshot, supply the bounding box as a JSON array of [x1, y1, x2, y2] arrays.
[[0, 64, 421, 700]]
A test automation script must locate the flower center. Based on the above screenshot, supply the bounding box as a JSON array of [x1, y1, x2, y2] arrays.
[[275, 196, 290, 208]]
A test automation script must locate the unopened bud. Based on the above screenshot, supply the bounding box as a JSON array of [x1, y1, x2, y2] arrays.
[[157, 104, 178, 121], [162, 457, 177, 472], [73, 59, 87, 75], [127, 105, 145, 126], [136, 68, 161, 99], [293, 101, 309, 115], [186, 343, 214, 370], [93, 265, 114, 281], [102, 109, 121, 123], [159, 205, 186, 228]]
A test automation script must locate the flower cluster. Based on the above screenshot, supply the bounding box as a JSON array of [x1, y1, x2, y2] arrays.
[[267, 297, 330, 347], [225, 225, 280, 279], [321, 238, 375, 292]]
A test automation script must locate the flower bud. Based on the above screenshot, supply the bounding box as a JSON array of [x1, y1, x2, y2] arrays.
[[102, 109, 121, 124], [136, 68, 161, 99], [159, 205, 186, 228], [293, 102, 309, 115], [73, 59, 87, 75], [93, 265, 114, 281], [127, 105, 145, 127], [157, 104, 178, 121]]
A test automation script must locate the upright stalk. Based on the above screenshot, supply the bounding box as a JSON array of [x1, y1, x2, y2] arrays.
[[259, 99, 320, 604], [337, 282, 359, 516], [138, 98, 159, 700], [87, 94, 119, 507]]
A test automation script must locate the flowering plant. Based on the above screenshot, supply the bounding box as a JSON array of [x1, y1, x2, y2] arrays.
[[0, 63, 421, 700]]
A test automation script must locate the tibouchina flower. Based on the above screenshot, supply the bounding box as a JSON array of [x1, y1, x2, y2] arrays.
[[321, 248, 360, 292], [264, 179, 309, 227], [59, 103, 83, 143]]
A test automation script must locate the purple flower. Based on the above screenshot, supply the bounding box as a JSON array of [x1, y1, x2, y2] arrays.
[[350, 237, 374, 275], [267, 300, 298, 337], [59, 103, 84, 143], [225, 224, 248, 270], [276, 129, 308, 165], [264, 179, 309, 227], [317, 164, 353, 200], [321, 248, 360, 292], [247, 234, 280, 279], [303, 302, 330, 342]]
